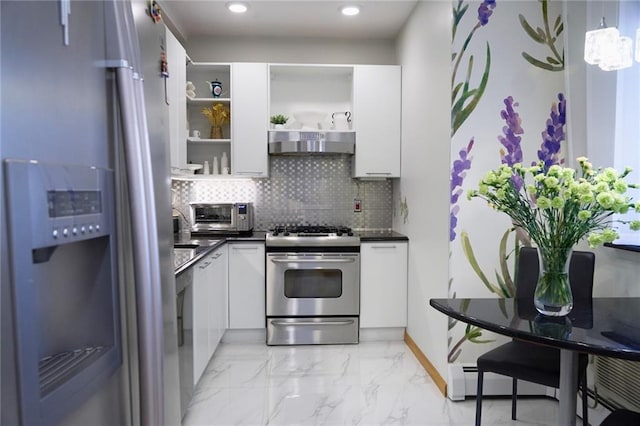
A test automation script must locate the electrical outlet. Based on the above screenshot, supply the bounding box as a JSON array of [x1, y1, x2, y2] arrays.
[[354, 199, 362, 212]]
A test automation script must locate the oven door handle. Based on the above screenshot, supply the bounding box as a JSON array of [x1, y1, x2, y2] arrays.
[[271, 320, 355, 326], [270, 258, 356, 264]]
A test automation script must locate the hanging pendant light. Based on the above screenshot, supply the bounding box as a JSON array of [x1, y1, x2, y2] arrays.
[[636, 28, 640, 63], [584, 18, 620, 65], [598, 35, 633, 71]]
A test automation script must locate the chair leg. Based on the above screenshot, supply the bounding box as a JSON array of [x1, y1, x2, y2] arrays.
[[475, 370, 484, 426], [581, 375, 589, 426], [511, 378, 518, 420]]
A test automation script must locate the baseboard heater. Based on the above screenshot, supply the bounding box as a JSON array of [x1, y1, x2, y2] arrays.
[[447, 364, 550, 401]]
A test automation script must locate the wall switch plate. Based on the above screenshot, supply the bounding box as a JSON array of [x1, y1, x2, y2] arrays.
[[354, 199, 362, 212]]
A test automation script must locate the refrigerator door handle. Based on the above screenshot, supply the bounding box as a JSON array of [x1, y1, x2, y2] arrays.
[[115, 65, 164, 426]]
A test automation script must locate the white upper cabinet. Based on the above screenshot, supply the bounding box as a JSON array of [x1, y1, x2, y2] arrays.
[[352, 65, 401, 178], [232, 63, 269, 177], [165, 28, 186, 168]]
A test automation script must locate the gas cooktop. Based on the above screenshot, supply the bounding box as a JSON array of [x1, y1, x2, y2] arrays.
[[266, 225, 360, 247]]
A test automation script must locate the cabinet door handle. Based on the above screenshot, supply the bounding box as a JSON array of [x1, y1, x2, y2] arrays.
[[371, 245, 397, 249], [198, 261, 212, 269], [232, 247, 258, 251], [212, 252, 222, 260], [270, 258, 356, 264], [365, 172, 392, 175], [272, 320, 355, 327]]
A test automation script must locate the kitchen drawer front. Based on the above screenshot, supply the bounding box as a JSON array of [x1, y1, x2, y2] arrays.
[[266, 317, 359, 345]]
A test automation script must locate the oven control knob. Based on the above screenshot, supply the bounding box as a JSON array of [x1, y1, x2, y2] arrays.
[[283, 232, 290, 236], [348, 231, 354, 236], [337, 231, 343, 236], [272, 231, 279, 236]]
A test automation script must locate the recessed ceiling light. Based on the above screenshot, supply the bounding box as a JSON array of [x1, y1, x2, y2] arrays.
[[227, 2, 248, 14], [341, 6, 360, 16]]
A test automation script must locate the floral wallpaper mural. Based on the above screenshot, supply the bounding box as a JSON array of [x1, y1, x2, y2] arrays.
[[448, 0, 567, 363]]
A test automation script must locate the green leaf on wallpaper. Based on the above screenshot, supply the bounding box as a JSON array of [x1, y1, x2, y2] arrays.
[[521, 52, 561, 71], [460, 231, 502, 295], [452, 82, 464, 104], [452, 44, 491, 136], [519, 0, 564, 71], [554, 15, 562, 32], [519, 15, 545, 43], [498, 228, 515, 296]]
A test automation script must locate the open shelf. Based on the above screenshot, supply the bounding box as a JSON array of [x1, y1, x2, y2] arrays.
[[187, 96, 230, 104], [187, 138, 231, 143]]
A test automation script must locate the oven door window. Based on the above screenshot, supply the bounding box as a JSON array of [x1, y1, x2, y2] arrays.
[[284, 269, 343, 298], [195, 206, 231, 224]]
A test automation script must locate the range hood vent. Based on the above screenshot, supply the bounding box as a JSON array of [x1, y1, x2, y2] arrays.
[[268, 131, 355, 155]]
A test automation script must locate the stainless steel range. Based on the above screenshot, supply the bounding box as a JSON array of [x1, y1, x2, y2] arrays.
[[265, 226, 360, 345]]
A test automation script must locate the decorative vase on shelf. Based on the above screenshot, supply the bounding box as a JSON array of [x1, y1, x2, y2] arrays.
[[210, 125, 223, 139], [534, 247, 573, 317]]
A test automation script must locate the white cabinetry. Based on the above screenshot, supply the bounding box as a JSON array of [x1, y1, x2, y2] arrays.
[[165, 28, 187, 168], [191, 245, 228, 385], [228, 242, 265, 329], [360, 241, 408, 328], [232, 63, 269, 177], [192, 253, 214, 384], [210, 245, 228, 349], [352, 65, 401, 178]]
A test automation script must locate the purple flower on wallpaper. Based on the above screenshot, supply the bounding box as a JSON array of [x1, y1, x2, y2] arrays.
[[498, 96, 524, 190], [534, 93, 566, 171], [450, 138, 474, 241], [498, 96, 524, 166], [478, 0, 497, 26]]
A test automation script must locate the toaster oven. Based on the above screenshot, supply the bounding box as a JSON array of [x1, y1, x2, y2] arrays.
[[189, 203, 254, 234]]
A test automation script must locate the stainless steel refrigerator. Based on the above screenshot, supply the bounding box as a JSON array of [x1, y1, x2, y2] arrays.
[[1, 1, 181, 424]]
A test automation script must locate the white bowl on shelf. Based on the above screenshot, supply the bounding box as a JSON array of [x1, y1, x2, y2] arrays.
[[171, 164, 203, 175], [292, 111, 328, 129]]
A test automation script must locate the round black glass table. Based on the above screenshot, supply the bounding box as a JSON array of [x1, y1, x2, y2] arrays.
[[429, 297, 640, 426]]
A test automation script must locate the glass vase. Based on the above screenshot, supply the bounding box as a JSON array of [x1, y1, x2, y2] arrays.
[[210, 125, 223, 139], [534, 247, 573, 316]]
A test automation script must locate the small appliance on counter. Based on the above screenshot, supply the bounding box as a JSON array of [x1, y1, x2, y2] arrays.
[[189, 202, 254, 235]]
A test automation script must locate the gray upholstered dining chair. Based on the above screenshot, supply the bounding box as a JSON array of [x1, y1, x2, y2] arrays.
[[475, 246, 595, 426]]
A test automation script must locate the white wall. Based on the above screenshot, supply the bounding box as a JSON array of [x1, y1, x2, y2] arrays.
[[394, 1, 451, 379], [185, 35, 396, 64]]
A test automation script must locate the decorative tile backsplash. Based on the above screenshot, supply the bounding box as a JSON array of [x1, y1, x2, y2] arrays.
[[172, 156, 393, 231]]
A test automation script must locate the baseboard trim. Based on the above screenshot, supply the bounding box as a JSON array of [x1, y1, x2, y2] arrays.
[[404, 331, 447, 397]]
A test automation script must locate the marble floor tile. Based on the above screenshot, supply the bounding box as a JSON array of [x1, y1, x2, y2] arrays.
[[182, 341, 582, 426]]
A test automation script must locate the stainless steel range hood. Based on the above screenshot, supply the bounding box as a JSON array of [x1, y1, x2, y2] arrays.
[[268, 130, 355, 155]]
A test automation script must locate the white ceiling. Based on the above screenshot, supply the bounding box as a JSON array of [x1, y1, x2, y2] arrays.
[[161, 0, 418, 40]]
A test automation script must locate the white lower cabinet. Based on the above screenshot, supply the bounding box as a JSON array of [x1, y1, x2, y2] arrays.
[[360, 242, 408, 328], [228, 242, 265, 329], [191, 245, 228, 385], [192, 254, 213, 384], [210, 245, 228, 351]]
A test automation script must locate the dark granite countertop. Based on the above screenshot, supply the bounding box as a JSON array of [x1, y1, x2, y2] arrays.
[[173, 231, 267, 277], [356, 229, 409, 241]]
